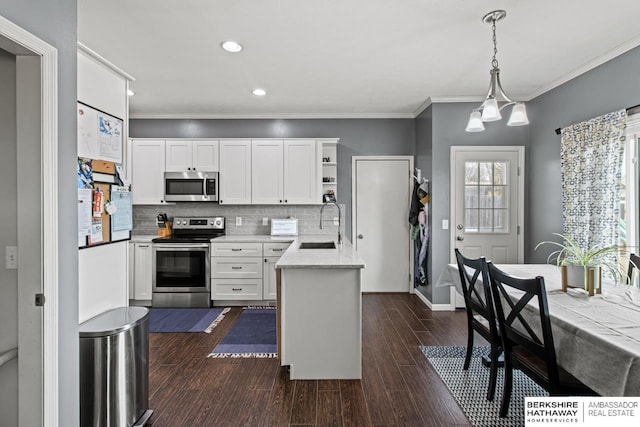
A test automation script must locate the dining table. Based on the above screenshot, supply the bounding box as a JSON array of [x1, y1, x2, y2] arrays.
[[435, 263, 640, 397]]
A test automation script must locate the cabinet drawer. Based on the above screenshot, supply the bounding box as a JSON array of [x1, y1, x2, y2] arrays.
[[263, 242, 291, 257], [211, 257, 263, 279], [211, 242, 263, 257], [212, 279, 262, 300]]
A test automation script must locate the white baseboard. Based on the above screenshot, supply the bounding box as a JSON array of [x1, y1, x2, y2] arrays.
[[413, 289, 456, 311]]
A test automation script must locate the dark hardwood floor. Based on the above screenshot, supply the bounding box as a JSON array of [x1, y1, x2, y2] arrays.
[[147, 293, 478, 426]]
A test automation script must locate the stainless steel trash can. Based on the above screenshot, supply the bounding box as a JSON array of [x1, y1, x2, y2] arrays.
[[80, 306, 153, 427]]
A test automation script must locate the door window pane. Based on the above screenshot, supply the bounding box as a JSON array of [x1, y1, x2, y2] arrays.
[[463, 161, 510, 232]]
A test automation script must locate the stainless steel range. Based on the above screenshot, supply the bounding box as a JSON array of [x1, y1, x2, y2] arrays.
[[151, 216, 225, 307]]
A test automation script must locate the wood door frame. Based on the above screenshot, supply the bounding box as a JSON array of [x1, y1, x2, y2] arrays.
[[352, 156, 414, 293], [0, 15, 59, 427]]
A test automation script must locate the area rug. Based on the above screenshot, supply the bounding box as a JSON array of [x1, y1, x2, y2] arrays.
[[208, 308, 277, 358], [421, 346, 547, 427], [149, 307, 229, 333]]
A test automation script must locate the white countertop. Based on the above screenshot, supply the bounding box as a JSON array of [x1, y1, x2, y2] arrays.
[[130, 233, 366, 269], [274, 235, 365, 270], [213, 234, 365, 269]]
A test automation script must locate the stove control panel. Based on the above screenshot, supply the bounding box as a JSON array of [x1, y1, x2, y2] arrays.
[[172, 216, 225, 230]]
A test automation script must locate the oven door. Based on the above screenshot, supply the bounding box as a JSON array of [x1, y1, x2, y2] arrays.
[[152, 243, 210, 293]]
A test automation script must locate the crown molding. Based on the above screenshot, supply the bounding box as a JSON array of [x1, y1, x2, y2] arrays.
[[78, 41, 136, 81], [129, 112, 415, 120], [526, 34, 640, 100]]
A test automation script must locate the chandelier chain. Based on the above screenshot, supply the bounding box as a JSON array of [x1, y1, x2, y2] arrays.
[[491, 19, 499, 69]]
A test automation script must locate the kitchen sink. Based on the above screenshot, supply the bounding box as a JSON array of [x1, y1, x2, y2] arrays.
[[299, 241, 336, 249]]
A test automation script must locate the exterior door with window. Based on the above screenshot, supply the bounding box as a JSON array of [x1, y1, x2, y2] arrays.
[[451, 147, 524, 263]]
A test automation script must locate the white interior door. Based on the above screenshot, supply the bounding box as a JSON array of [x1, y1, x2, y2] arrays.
[[451, 146, 524, 263], [353, 157, 412, 292]]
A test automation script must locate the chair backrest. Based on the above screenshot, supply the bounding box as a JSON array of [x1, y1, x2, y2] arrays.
[[627, 253, 640, 287], [487, 263, 561, 390], [454, 249, 498, 337]]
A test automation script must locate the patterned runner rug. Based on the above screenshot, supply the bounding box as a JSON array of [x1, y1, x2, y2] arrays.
[[421, 346, 547, 427], [149, 307, 229, 333], [208, 308, 277, 358]]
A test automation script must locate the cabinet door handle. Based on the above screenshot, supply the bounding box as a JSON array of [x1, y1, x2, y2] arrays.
[[139, 244, 149, 248], [232, 288, 242, 291], [272, 248, 283, 252], [231, 266, 243, 270], [231, 248, 242, 251]]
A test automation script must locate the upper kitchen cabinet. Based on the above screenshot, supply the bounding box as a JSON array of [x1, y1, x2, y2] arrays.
[[165, 140, 219, 172], [131, 139, 167, 204], [219, 140, 252, 204], [284, 140, 318, 204], [252, 140, 284, 204], [251, 139, 319, 204]]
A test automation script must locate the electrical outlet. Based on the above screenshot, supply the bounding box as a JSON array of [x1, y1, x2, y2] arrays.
[[442, 219, 449, 230], [6, 246, 17, 269], [263, 217, 269, 226], [333, 217, 339, 226], [236, 216, 242, 226]]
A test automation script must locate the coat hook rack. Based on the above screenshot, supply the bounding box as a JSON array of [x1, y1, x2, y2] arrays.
[[413, 168, 428, 184]]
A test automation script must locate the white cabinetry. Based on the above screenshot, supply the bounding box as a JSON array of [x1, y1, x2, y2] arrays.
[[129, 242, 153, 300], [250, 139, 319, 205], [252, 140, 284, 204], [211, 242, 263, 300], [284, 140, 318, 204], [219, 140, 252, 204], [263, 242, 291, 300], [165, 140, 219, 172], [319, 139, 338, 202], [211, 241, 291, 301], [131, 140, 167, 205]]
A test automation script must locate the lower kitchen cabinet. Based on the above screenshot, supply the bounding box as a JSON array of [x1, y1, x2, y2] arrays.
[[129, 242, 153, 301], [211, 241, 291, 302]]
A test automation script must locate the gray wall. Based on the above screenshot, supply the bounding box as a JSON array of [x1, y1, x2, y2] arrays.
[[414, 105, 432, 299], [527, 45, 640, 262], [130, 119, 416, 238], [0, 48, 18, 427], [428, 103, 529, 304], [0, 2, 78, 426]]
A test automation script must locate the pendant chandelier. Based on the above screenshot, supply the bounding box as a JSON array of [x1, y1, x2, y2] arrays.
[[465, 10, 529, 132]]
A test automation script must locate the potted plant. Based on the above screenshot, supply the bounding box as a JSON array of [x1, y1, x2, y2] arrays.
[[535, 233, 625, 294]]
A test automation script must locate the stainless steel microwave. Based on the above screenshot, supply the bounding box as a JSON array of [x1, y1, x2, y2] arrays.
[[164, 171, 218, 202]]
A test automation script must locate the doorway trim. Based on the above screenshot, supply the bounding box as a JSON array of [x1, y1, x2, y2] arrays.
[[0, 15, 59, 427], [449, 146, 525, 308], [351, 155, 414, 293]]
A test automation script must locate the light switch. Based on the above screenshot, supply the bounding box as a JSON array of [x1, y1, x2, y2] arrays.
[[236, 217, 242, 226], [6, 246, 17, 269], [442, 219, 449, 230], [263, 217, 269, 226]]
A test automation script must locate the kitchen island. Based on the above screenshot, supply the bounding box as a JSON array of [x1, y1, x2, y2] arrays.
[[276, 237, 365, 380]]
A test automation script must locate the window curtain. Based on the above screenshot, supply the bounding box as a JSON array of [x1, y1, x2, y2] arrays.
[[561, 109, 627, 250]]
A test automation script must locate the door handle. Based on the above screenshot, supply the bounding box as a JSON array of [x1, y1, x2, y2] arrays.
[[456, 236, 464, 241], [357, 234, 364, 239]]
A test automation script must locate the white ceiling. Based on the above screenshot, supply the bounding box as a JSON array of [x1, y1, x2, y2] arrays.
[[77, 1, 640, 119]]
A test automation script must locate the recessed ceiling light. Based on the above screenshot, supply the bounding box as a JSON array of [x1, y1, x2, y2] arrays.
[[252, 88, 267, 96], [221, 41, 243, 53], [127, 89, 135, 96]]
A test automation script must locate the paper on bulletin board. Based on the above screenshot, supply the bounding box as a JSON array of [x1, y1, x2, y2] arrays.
[[110, 185, 132, 232], [77, 102, 123, 163], [90, 220, 103, 244], [78, 188, 92, 246]]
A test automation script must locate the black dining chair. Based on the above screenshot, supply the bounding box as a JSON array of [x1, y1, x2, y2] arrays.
[[487, 263, 597, 417], [454, 249, 502, 401], [627, 253, 640, 287]]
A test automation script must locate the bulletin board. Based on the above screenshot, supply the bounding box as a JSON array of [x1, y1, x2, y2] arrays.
[[77, 102, 132, 249]]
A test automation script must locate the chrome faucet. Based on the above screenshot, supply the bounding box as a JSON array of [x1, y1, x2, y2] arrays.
[[319, 201, 342, 246]]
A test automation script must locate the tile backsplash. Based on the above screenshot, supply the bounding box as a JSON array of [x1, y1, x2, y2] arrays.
[[133, 203, 344, 237]]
